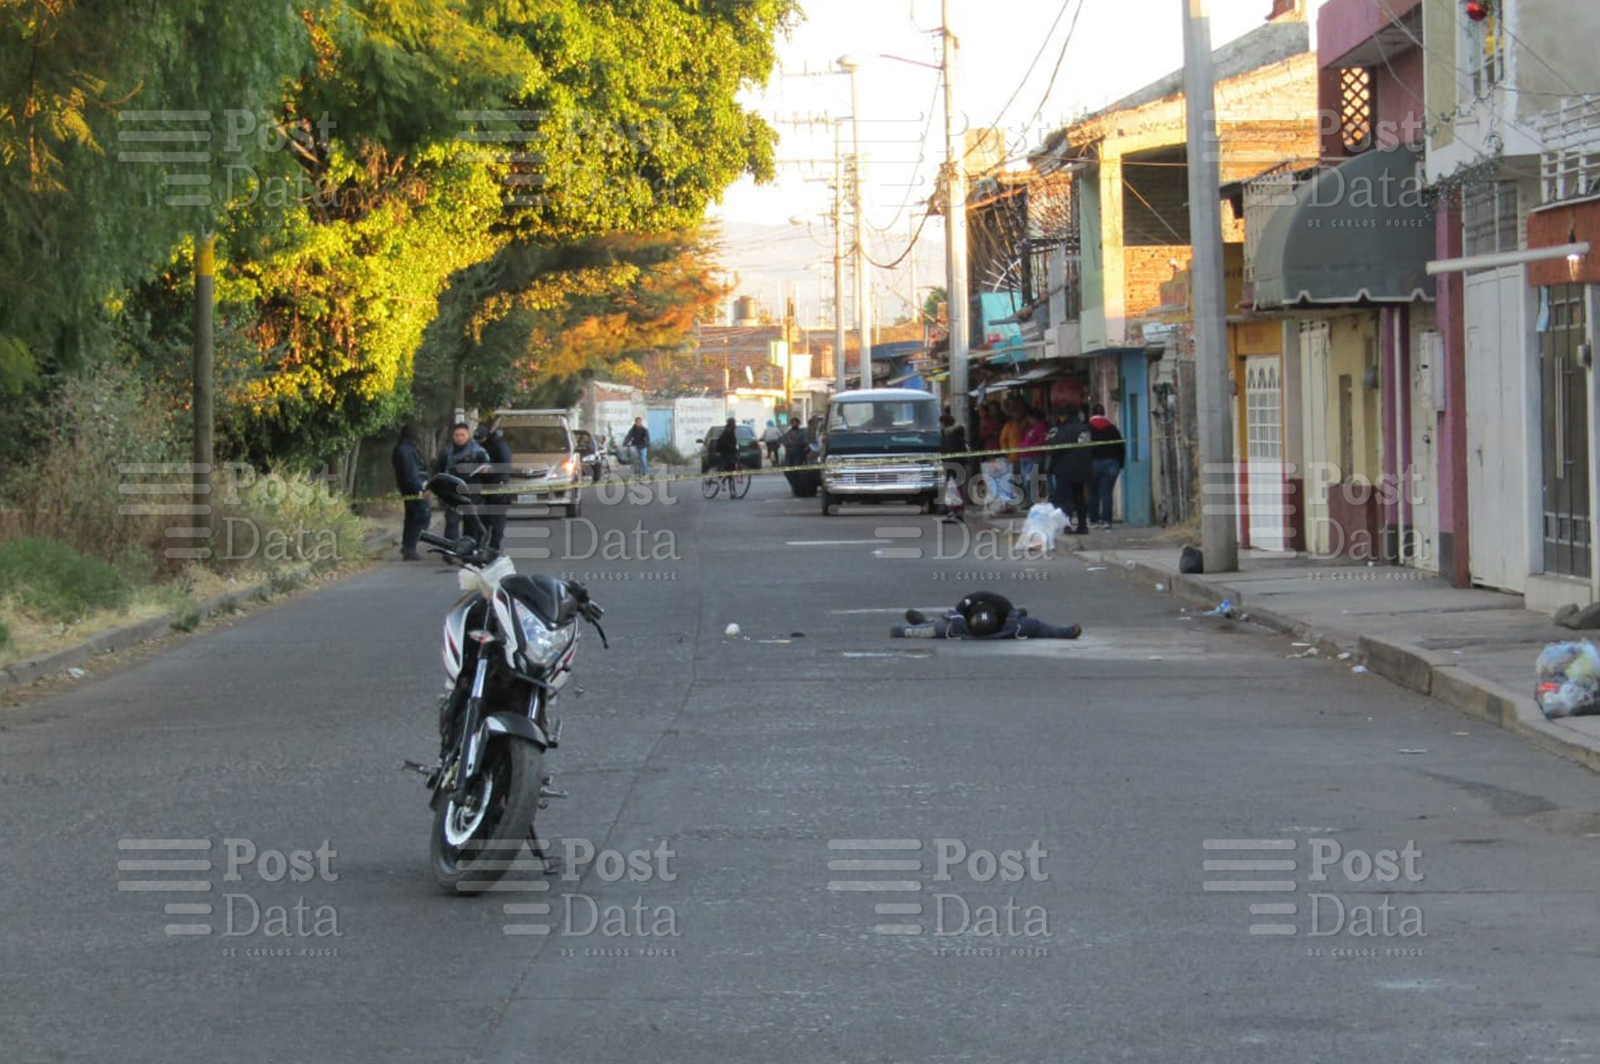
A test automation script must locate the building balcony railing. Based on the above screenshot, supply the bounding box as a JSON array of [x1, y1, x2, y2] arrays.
[[1542, 97, 1600, 205]]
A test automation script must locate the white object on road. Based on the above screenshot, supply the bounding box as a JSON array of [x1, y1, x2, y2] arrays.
[[724, 623, 741, 638], [1351, 665, 1369, 674], [1398, 748, 1428, 755], [66, 667, 86, 679], [1155, 583, 1167, 593], [1015, 504, 1068, 554], [1337, 652, 1353, 661]]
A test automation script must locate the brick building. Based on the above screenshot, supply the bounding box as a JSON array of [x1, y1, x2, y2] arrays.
[[1020, 0, 1322, 527]]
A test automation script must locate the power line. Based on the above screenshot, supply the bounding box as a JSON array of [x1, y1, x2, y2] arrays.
[[863, 209, 935, 270], [870, 69, 945, 235], [1498, 22, 1584, 98], [1021, 0, 1089, 142], [988, 0, 1076, 133]]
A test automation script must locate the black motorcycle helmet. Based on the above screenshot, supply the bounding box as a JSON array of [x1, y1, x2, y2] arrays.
[[964, 602, 1005, 638]]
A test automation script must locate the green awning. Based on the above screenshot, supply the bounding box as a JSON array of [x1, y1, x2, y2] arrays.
[[1252, 146, 1436, 309]]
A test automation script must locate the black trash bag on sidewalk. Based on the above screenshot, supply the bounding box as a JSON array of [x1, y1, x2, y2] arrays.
[[1179, 545, 1204, 575]]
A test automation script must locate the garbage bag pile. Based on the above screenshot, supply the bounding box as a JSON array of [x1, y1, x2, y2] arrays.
[[1536, 640, 1600, 719], [1016, 504, 1069, 553]]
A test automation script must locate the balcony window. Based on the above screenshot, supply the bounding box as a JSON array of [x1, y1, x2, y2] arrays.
[[1470, 8, 1506, 96], [1463, 179, 1520, 258]]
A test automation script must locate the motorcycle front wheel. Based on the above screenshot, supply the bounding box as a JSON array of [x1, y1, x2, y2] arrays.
[[430, 739, 543, 895]]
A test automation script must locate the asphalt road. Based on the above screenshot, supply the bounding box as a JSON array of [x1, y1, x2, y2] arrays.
[[5, 471, 1600, 1062]]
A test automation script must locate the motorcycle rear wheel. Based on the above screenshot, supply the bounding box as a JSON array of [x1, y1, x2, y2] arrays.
[[430, 739, 543, 895]]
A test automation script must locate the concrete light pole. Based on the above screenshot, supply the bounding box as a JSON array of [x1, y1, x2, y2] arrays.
[[834, 121, 848, 387], [943, 0, 971, 427], [837, 55, 872, 390], [1182, 0, 1239, 572]]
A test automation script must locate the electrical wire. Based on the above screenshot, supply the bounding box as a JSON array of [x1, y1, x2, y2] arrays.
[[869, 68, 945, 235], [1021, 0, 1089, 142], [1498, 21, 1584, 98], [862, 209, 935, 269], [988, 0, 1076, 133]]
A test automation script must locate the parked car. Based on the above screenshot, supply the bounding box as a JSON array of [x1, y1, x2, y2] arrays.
[[495, 409, 582, 518], [818, 389, 942, 515], [573, 429, 608, 483], [699, 423, 762, 472]]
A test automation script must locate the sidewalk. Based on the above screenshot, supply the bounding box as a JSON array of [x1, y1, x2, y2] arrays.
[[973, 509, 1600, 772]]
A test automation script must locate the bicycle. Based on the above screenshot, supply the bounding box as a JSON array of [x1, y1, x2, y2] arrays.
[[701, 461, 751, 500]]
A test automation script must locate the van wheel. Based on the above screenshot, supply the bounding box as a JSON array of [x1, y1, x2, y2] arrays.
[[565, 497, 581, 519], [820, 489, 833, 516]]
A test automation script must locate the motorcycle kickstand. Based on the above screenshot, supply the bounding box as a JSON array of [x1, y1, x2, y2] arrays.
[[528, 833, 562, 877]]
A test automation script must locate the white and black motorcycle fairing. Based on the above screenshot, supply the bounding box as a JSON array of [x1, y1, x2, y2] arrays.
[[411, 473, 606, 894]]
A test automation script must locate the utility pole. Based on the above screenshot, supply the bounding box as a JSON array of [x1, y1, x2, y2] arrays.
[[943, 0, 971, 427], [833, 120, 848, 388], [193, 231, 215, 555], [908, 214, 918, 333], [839, 55, 872, 390], [1182, 0, 1239, 572]]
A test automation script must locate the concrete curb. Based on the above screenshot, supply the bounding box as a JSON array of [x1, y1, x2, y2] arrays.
[[1073, 545, 1600, 774], [0, 563, 324, 696]]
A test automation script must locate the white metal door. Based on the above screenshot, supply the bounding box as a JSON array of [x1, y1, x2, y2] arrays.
[[1464, 268, 1529, 592], [1408, 329, 1442, 571], [1300, 322, 1332, 555], [1245, 355, 1288, 551]]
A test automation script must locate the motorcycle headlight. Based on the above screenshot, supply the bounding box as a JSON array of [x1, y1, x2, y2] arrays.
[[515, 602, 565, 669]]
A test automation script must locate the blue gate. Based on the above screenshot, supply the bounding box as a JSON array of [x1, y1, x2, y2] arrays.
[[1117, 351, 1152, 527]]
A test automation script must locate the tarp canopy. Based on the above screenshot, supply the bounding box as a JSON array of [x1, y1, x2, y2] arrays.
[[1252, 146, 1436, 309]]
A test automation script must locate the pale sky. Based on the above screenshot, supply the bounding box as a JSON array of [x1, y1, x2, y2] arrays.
[[711, 0, 1328, 323]]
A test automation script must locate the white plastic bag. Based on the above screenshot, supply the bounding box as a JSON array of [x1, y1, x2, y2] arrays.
[[1016, 504, 1068, 554], [941, 475, 964, 511], [1536, 640, 1600, 718]]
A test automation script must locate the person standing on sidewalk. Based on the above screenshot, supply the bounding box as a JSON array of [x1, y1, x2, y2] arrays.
[[475, 420, 513, 553], [391, 424, 431, 561], [761, 420, 782, 466], [1088, 404, 1125, 531], [978, 403, 1002, 455], [433, 422, 490, 543], [1019, 407, 1049, 506], [782, 417, 809, 465], [1048, 406, 1093, 535], [998, 401, 1027, 511], [624, 417, 652, 479]]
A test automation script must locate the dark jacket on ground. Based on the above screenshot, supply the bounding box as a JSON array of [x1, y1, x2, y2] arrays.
[[392, 436, 428, 495], [1089, 415, 1125, 464], [1047, 418, 1094, 483]]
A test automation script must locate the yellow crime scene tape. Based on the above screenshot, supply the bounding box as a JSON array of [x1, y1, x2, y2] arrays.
[[375, 435, 1156, 505]]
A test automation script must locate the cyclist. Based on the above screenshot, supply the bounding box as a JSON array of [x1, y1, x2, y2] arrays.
[[713, 417, 741, 476]]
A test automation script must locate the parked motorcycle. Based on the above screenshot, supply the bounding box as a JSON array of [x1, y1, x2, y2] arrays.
[[409, 473, 607, 894]]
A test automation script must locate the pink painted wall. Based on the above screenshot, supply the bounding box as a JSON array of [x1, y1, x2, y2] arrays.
[[1372, 46, 1426, 148], [1318, 0, 1421, 69]]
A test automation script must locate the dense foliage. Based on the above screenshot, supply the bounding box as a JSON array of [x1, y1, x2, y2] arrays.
[[0, 0, 797, 467]]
